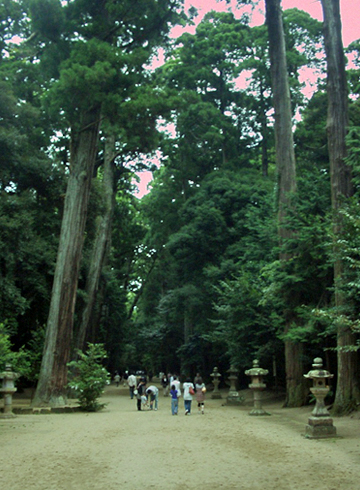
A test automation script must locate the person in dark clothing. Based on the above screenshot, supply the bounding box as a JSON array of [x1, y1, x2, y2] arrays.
[[136, 378, 147, 411], [161, 373, 169, 396]]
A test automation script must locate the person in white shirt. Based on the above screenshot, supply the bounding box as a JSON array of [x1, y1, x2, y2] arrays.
[[146, 385, 159, 410], [127, 373, 137, 399], [183, 378, 195, 415]]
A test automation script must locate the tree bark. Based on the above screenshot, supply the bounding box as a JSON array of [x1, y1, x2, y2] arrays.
[[266, 0, 296, 228], [320, 0, 359, 413], [32, 107, 101, 407], [266, 0, 306, 406], [74, 134, 117, 354]]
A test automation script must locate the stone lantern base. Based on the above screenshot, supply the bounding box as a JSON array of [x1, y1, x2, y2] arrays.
[[249, 407, 271, 416], [226, 392, 244, 405], [305, 416, 337, 439], [0, 390, 17, 419]]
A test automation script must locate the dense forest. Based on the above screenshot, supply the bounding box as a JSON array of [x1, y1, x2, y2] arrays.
[[1, 0, 360, 412]]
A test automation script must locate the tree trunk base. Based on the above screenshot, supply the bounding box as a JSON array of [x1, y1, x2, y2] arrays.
[[31, 394, 68, 408]]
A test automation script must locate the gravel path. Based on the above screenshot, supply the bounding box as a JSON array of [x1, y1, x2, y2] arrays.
[[1, 385, 360, 490]]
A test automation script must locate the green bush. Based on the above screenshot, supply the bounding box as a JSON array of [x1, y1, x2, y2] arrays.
[[0, 323, 31, 377], [67, 343, 110, 411]]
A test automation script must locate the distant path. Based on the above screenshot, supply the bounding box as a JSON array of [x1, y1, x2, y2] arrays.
[[1, 384, 360, 490]]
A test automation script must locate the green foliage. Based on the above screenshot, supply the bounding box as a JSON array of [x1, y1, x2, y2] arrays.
[[67, 343, 110, 412], [47, 38, 123, 121], [283, 8, 324, 71], [294, 91, 329, 170], [346, 40, 360, 102], [135, 166, 278, 374], [212, 272, 281, 370], [0, 323, 45, 386], [0, 323, 31, 377], [318, 199, 360, 347], [346, 126, 360, 191], [298, 126, 360, 351], [0, 189, 61, 336], [28, 0, 64, 41], [0, 1, 28, 57], [24, 326, 46, 384]]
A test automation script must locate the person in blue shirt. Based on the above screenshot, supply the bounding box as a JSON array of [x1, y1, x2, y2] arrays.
[[170, 384, 178, 415]]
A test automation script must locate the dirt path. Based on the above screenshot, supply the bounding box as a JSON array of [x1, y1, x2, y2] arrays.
[[1, 385, 360, 490]]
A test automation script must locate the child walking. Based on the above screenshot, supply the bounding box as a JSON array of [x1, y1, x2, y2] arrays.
[[195, 377, 206, 414], [170, 384, 178, 415]]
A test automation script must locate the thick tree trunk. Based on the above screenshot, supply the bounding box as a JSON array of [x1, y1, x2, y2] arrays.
[[74, 135, 116, 354], [32, 107, 101, 407], [266, 0, 296, 224], [284, 331, 305, 404], [320, 0, 359, 412], [266, 0, 306, 406]]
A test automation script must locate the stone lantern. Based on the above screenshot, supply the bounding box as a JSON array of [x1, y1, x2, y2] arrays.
[[303, 357, 336, 439], [0, 364, 19, 418], [210, 367, 222, 399], [245, 359, 270, 416], [226, 366, 244, 405]]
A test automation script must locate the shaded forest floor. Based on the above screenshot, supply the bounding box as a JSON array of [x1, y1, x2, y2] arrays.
[[1, 384, 360, 490]]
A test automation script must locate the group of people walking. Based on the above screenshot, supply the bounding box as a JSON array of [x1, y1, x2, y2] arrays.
[[123, 371, 207, 415], [163, 372, 207, 415]]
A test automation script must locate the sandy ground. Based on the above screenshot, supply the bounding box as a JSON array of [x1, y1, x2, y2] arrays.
[[1, 384, 360, 490]]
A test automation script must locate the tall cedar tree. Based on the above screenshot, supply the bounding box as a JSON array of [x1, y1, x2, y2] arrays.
[[74, 134, 116, 355], [265, 0, 306, 406], [33, 0, 183, 407], [320, 0, 360, 413], [33, 105, 101, 407]]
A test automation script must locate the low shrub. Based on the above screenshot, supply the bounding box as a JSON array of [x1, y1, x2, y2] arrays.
[[67, 343, 110, 411]]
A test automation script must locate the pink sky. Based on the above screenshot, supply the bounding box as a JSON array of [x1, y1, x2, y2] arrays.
[[280, 0, 358, 47], [135, 0, 359, 197], [177, 0, 358, 47]]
